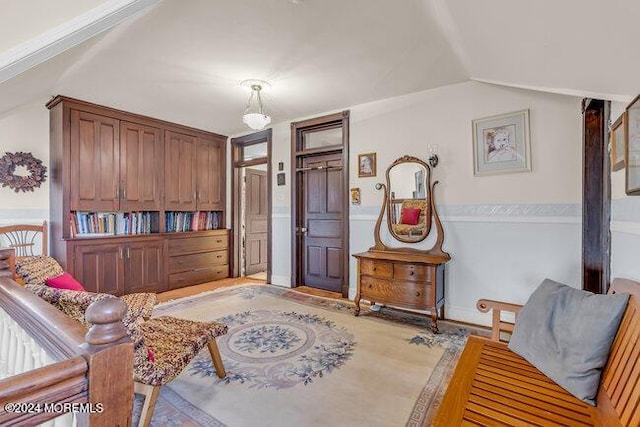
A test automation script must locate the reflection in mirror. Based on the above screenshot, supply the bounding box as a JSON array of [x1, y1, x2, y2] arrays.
[[387, 161, 431, 242]]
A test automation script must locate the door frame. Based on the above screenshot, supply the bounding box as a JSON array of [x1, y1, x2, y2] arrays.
[[230, 129, 272, 282], [291, 111, 350, 297]]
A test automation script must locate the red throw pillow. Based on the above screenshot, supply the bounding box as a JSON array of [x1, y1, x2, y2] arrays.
[[400, 207, 421, 225], [45, 272, 86, 291]]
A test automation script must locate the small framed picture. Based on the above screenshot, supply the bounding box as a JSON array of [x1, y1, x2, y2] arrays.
[[610, 112, 626, 172], [358, 153, 376, 177], [626, 95, 640, 195], [472, 109, 531, 176], [350, 188, 361, 205]]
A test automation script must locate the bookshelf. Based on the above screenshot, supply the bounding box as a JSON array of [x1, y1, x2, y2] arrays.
[[48, 96, 229, 295]]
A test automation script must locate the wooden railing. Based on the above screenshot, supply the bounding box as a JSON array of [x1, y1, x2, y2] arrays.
[[0, 248, 133, 426]]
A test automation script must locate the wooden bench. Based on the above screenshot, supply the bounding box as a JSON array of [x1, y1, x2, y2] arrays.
[[433, 278, 640, 426]]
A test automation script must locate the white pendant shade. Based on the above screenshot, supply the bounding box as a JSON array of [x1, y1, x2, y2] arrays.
[[243, 112, 271, 130], [241, 81, 271, 130]]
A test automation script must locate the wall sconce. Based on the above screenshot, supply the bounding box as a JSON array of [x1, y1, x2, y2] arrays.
[[428, 144, 439, 168]]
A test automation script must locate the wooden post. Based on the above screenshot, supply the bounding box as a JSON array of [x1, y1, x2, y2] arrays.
[[79, 298, 133, 427]]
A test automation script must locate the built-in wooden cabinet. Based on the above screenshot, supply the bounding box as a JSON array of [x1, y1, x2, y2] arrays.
[[48, 96, 229, 294], [70, 110, 121, 211], [164, 131, 225, 211], [120, 121, 164, 211]]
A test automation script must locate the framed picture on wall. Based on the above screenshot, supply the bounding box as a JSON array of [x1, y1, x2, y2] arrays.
[[358, 153, 376, 177], [472, 109, 531, 176], [610, 112, 626, 172], [625, 95, 640, 195]]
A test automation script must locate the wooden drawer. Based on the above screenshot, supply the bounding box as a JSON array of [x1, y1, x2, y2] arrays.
[[360, 259, 393, 278], [168, 235, 228, 256], [169, 250, 228, 274], [394, 263, 431, 282], [169, 264, 229, 289], [360, 276, 430, 308]]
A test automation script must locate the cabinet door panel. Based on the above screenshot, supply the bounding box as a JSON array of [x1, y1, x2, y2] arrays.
[[121, 122, 163, 211], [124, 239, 165, 294], [196, 138, 225, 210], [73, 243, 124, 295], [70, 110, 120, 211], [165, 131, 197, 210]]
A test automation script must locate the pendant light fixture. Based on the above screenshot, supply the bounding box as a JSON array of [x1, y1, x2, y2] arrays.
[[241, 79, 271, 130]]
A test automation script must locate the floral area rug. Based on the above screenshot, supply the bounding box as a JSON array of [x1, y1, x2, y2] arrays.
[[133, 284, 468, 427]]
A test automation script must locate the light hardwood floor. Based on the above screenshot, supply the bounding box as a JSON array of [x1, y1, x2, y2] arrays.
[[156, 277, 346, 303]]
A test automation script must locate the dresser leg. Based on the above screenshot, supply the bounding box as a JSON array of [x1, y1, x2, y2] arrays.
[[430, 311, 439, 334]]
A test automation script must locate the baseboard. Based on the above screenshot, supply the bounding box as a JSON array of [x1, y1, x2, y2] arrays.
[[445, 304, 516, 328], [270, 275, 291, 287]]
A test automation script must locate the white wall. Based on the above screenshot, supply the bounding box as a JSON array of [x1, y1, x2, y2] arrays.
[[268, 81, 583, 325], [610, 101, 640, 282], [0, 100, 50, 225]]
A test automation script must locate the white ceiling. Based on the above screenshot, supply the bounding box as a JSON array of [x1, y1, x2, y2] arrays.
[[1, 0, 639, 135]]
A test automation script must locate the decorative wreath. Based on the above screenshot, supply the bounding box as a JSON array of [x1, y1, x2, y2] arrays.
[[0, 152, 47, 193]]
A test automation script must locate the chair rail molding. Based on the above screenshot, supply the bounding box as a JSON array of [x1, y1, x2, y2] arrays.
[[0, 0, 158, 84]]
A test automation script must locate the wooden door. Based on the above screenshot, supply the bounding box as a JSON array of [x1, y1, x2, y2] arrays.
[[72, 242, 124, 295], [245, 168, 268, 275], [124, 239, 165, 294], [165, 131, 197, 211], [301, 153, 345, 292], [120, 122, 164, 211], [70, 110, 120, 211], [196, 137, 225, 211]]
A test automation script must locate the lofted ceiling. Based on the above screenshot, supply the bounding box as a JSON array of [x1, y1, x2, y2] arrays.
[[0, 0, 639, 135]]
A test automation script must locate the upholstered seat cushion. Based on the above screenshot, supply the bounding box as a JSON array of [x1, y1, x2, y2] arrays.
[[134, 316, 228, 386], [16, 256, 64, 286]]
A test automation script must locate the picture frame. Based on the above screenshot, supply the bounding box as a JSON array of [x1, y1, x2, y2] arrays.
[[358, 153, 376, 177], [472, 109, 531, 176], [625, 95, 640, 195], [610, 112, 626, 172]]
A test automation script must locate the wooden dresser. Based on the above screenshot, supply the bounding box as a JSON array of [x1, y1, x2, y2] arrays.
[[167, 229, 229, 290], [353, 250, 447, 331]]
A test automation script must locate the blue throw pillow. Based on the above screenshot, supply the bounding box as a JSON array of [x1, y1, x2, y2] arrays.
[[508, 279, 629, 405]]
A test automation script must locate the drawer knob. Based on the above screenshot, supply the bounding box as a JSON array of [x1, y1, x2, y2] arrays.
[[216, 240, 222, 243], [217, 255, 222, 258], [368, 284, 372, 289], [410, 271, 415, 276], [416, 291, 421, 297], [178, 260, 184, 265], [178, 278, 184, 282], [372, 267, 377, 271]]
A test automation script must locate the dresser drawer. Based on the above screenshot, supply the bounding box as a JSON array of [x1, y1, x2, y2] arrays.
[[360, 259, 393, 278], [394, 263, 431, 282], [360, 276, 431, 308], [169, 265, 229, 289], [169, 250, 228, 274], [168, 235, 228, 256]]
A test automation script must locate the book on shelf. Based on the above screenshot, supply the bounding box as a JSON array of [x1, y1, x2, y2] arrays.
[[70, 211, 157, 237], [165, 211, 222, 233]]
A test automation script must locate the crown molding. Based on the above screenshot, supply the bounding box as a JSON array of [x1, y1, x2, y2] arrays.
[[0, 0, 158, 84]]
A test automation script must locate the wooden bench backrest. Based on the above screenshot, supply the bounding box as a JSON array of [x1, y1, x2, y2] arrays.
[[0, 222, 48, 256], [598, 278, 640, 425]]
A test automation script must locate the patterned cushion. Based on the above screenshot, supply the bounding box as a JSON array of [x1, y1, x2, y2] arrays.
[[121, 293, 157, 320], [26, 284, 152, 368], [16, 256, 64, 286], [134, 316, 228, 386]]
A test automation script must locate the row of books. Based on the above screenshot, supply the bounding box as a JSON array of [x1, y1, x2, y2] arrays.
[[70, 212, 156, 237], [165, 211, 223, 233]]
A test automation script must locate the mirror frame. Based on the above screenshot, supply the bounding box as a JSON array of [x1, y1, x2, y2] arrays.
[[385, 156, 432, 243], [370, 155, 450, 259]]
